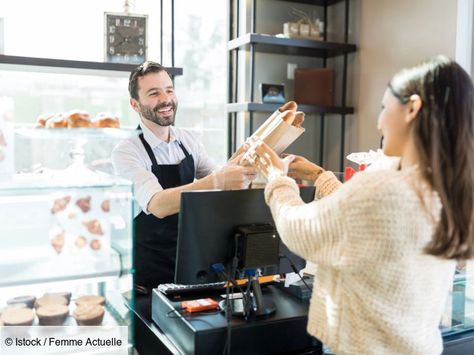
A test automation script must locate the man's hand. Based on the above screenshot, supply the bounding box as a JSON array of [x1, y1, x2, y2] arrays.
[[248, 141, 294, 181], [212, 164, 257, 190], [227, 152, 244, 166]]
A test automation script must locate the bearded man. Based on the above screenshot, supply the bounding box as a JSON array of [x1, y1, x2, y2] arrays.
[[112, 61, 256, 303]]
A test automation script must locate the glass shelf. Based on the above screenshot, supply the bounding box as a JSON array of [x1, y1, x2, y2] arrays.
[[0, 246, 124, 288], [15, 126, 140, 140], [13, 127, 139, 177], [0, 171, 132, 191]]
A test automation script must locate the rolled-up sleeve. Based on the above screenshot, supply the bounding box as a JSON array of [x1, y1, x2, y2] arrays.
[[111, 141, 163, 215]]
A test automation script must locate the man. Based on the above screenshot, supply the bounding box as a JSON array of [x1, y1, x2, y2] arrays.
[[112, 61, 256, 295]]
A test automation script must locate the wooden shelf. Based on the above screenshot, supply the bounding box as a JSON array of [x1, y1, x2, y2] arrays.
[[227, 33, 356, 58], [227, 102, 354, 115], [0, 55, 183, 76]]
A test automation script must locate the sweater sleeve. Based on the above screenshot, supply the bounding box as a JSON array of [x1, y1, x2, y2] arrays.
[[264, 171, 409, 269], [265, 176, 348, 268], [314, 171, 343, 199]]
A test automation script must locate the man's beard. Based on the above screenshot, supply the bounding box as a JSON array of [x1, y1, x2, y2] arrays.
[[139, 100, 178, 127]]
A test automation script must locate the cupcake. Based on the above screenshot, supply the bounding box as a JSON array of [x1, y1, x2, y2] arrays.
[[44, 292, 72, 305], [75, 295, 105, 306], [3, 303, 27, 311], [35, 295, 68, 309], [7, 295, 36, 309], [73, 304, 104, 326], [36, 305, 69, 326], [1, 308, 34, 326]]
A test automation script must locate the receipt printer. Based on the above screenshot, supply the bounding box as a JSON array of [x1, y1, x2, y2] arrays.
[[235, 224, 280, 269]]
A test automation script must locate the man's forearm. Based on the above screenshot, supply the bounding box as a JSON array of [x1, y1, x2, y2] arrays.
[[147, 174, 216, 218]]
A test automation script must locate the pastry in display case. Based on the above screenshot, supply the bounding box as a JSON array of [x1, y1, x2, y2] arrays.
[[0, 124, 136, 353]]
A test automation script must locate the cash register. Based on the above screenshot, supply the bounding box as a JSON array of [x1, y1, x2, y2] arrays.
[[151, 187, 321, 354]]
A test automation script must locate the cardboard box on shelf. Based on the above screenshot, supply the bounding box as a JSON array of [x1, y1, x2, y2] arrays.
[[294, 68, 334, 106]]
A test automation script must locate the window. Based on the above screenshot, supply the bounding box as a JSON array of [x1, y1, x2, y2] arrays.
[[0, 0, 227, 164]]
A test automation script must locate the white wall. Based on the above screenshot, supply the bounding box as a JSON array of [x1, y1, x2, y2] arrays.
[[236, 0, 458, 170], [349, 0, 458, 158]]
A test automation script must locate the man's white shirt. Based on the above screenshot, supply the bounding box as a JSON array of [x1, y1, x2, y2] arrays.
[[112, 121, 218, 216]]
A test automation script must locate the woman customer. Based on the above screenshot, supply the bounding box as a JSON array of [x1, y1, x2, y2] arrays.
[[246, 56, 474, 354]]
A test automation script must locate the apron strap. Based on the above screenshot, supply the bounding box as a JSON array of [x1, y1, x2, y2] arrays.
[[138, 133, 160, 167]]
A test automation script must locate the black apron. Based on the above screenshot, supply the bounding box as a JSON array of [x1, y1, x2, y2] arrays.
[[134, 132, 195, 290]]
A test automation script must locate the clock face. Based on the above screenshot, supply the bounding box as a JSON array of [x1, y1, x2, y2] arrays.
[[105, 12, 147, 64]]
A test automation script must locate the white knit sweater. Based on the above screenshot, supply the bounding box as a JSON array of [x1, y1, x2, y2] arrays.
[[264, 169, 455, 355]]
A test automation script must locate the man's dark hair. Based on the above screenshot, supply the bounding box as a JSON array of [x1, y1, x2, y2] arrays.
[[128, 61, 168, 100]]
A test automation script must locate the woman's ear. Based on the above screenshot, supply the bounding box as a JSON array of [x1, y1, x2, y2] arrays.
[[130, 98, 140, 113], [406, 94, 422, 123]]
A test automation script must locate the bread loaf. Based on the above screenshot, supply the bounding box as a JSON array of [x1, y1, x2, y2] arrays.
[[67, 110, 92, 128], [293, 111, 305, 127], [280, 110, 296, 125], [93, 113, 120, 128], [279, 101, 297, 113], [45, 113, 68, 128]]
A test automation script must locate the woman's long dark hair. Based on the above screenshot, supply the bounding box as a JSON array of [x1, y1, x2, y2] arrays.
[[389, 55, 474, 259]]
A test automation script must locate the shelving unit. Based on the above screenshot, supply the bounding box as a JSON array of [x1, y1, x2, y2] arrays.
[[0, 54, 183, 77], [227, 33, 356, 56], [227, 102, 353, 115], [227, 0, 355, 170]]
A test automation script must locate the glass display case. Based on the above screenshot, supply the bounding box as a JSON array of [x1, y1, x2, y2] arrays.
[[0, 127, 135, 353], [441, 262, 474, 337]]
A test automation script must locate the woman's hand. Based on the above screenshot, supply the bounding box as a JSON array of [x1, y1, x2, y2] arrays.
[[285, 154, 325, 183], [251, 141, 295, 180]]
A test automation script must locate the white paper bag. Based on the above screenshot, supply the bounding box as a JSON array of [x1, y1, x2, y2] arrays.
[[231, 108, 305, 161]]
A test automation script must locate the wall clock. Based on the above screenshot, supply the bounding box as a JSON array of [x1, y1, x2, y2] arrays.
[[105, 12, 147, 64]]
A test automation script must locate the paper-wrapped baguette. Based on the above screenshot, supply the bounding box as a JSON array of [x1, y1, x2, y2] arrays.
[[279, 101, 297, 112], [251, 101, 297, 138], [281, 110, 296, 125], [232, 101, 305, 160], [231, 101, 300, 161], [293, 111, 305, 127]]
